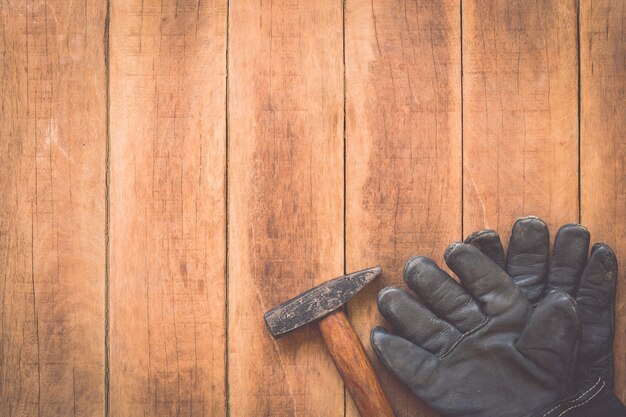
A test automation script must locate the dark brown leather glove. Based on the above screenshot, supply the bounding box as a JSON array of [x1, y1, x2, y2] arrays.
[[464, 216, 625, 416], [371, 243, 582, 417]]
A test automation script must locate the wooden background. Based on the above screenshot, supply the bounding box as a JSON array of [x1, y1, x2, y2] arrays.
[[0, 0, 624, 416]]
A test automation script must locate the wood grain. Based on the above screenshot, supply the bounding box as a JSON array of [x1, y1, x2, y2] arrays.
[[462, 0, 579, 237], [228, 0, 345, 415], [345, 1, 462, 416], [0, 1, 624, 415], [0, 1, 107, 416], [318, 309, 395, 417], [580, 0, 626, 402], [108, 0, 227, 415]]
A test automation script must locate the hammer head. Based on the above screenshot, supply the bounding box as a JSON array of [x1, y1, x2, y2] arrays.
[[264, 266, 382, 338]]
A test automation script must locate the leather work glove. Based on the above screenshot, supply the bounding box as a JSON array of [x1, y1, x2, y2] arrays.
[[371, 243, 583, 417], [464, 216, 626, 416]]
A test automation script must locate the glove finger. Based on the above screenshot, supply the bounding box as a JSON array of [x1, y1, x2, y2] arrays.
[[506, 216, 550, 303], [464, 229, 506, 269], [445, 243, 526, 316], [404, 256, 486, 333], [547, 224, 590, 295], [576, 243, 617, 387], [377, 287, 462, 356], [516, 291, 579, 381], [371, 326, 440, 394]]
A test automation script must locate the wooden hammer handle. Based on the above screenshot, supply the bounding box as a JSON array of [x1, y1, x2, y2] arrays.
[[318, 309, 396, 417]]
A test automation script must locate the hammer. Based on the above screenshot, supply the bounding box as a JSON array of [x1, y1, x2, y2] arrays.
[[264, 267, 395, 417]]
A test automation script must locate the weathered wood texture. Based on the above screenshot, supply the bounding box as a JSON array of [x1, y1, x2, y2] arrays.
[[580, 0, 626, 402], [0, 1, 107, 416], [228, 0, 345, 415], [108, 0, 227, 415], [0, 1, 106, 416], [345, 1, 462, 416], [462, 0, 579, 237], [1, 0, 625, 416]]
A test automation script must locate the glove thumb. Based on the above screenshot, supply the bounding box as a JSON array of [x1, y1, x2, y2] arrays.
[[516, 291, 579, 382], [371, 326, 439, 394]]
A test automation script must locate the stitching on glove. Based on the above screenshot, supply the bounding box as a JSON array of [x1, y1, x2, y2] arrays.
[[440, 316, 490, 359], [541, 377, 602, 417], [557, 380, 605, 417], [541, 377, 600, 416]]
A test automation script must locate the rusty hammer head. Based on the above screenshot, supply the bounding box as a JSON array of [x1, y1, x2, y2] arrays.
[[263, 266, 382, 338]]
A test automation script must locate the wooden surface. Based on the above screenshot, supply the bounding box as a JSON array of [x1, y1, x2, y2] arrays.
[[345, 1, 461, 415], [228, 1, 344, 415], [0, 1, 107, 416], [580, 0, 626, 401], [463, 0, 579, 237], [108, 0, 227, 416], [0, 0, 624, 416]]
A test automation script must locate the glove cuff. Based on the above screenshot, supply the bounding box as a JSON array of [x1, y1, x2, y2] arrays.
[[531, 377, 626, 417]]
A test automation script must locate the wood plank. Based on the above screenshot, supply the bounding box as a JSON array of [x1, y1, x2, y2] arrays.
[[228, 0, 344, 415], [108, 0, 227, 415], [0, 1, 107, 416], [580, 0, 626, 402], [345, 1, 462, 416], [462, 0, 579, 237]]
